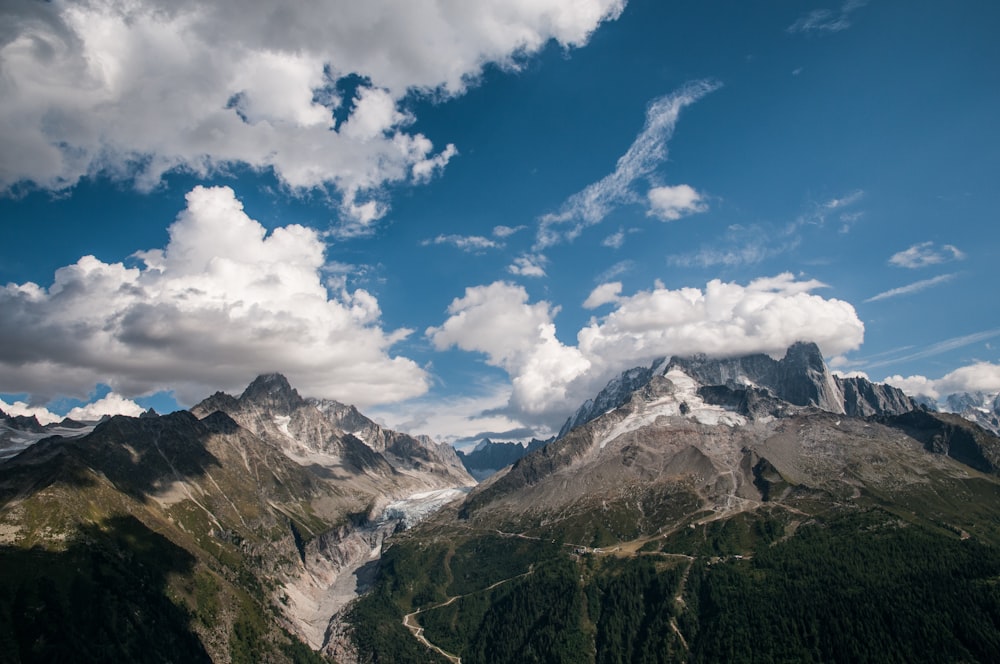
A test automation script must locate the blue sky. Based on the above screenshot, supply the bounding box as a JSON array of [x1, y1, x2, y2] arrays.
[[1, 0, 998, 445]]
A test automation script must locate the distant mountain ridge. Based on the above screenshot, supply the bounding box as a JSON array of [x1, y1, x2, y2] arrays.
[[465, 341, 988, 522], [456, 437, 551, 481], [0, 407, 93, 461], [940, 391, 1000, 435]]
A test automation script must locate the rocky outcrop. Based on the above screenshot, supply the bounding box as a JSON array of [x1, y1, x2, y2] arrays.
[[877, 409, 1000, 474], [835, 375, 914, 418]]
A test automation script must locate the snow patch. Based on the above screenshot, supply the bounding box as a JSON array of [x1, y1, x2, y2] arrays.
[[274, 415, 292, 437], [597, 368, 746, 449]]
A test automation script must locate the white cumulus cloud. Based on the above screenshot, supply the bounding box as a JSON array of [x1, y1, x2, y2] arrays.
[[429, 273, 865, 427], [1, 398, 62, 426], [583, 282, 623, 309], [1, 392, 143, 425], [885, 362, 1000, 402], [427, 282, 591, 422], [0, 0, 624, 227], [508, 254, 548, 278], [0, 185, 428, 408], [646, 184, 707, 221], [66, 393, 146, 421]]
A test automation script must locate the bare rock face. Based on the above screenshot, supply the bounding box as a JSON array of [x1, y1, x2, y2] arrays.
[[835, 375, 915, 417], [558, 365, 656, 437]]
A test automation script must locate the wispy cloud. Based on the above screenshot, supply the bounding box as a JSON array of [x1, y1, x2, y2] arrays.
[[422, 234, 501, 253], [492, 225, 526, 239], [889, 241, 966, 269], [787, 0, 869, 34], [602, 229, 626, 249], [537, 79, 720, 248], [667, 224, 801, 269], [864, 273, 957, 303], [508, 253, 548, 278], [797, 190, 865, 227], [862, 328, 1000, 370], [595, 260, 635, 283], [838, 210, 864, 234], [422, 224, 527, 253]]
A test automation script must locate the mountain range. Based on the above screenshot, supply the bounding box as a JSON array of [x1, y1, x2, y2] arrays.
[[0, 373, 472, 661], [344, 342, 1000, 663], [456, 437, 551, 481], [2, 342, 1000, 662]]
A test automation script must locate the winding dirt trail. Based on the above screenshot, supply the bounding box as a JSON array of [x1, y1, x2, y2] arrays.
[[402, 565, 536, 663]]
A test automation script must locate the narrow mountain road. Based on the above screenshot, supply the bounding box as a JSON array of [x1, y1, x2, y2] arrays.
[[403, 608, 462, 664], [402, 565, 536, 663]]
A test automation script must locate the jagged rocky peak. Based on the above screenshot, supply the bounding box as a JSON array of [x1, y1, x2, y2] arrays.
[[561, 341, 916, 436], [238, 372, 305, 413], [666, 341, 844, 413]]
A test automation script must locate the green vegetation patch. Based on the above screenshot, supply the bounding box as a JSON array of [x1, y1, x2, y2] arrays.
[[683, 510, 1000, 663]]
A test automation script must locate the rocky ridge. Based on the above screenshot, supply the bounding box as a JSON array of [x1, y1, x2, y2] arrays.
[[560, 341, 915, 437], [462, 342, 995, 535], [0, 407, 93, 461], [191, 373, 472, 492], [456, 437, 551, 481]]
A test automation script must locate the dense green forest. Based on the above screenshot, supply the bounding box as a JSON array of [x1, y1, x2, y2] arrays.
[[349, 509, 1000, 663], [0, 516, 325, 664]]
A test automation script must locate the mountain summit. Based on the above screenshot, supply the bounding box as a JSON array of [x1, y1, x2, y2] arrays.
[[561, 341, 914, 436], [238, 372, 306, 413]]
